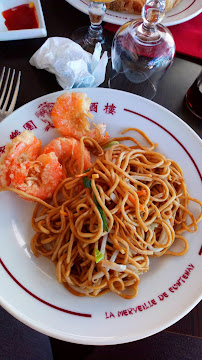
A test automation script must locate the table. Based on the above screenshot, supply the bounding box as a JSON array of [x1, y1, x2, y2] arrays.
[[0, 0, 201, 354]]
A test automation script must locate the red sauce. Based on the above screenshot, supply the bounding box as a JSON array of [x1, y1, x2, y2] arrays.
[[2, 3, 39, 31]]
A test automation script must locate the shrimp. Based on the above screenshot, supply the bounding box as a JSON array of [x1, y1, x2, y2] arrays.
[[0, 130, 91, 201], [41, 137, 91, 176], [51, 92, 107, 142], [0, 130, 41, 187], [10, 152, 63, 200]]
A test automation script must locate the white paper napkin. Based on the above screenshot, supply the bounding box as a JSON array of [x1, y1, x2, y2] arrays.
[[29, 37, 108, 89]]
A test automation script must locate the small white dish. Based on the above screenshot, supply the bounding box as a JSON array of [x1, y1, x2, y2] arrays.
[[0, 0, 47, 41]]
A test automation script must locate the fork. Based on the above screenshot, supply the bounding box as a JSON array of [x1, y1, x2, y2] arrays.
[[0, 67, 21, 121]]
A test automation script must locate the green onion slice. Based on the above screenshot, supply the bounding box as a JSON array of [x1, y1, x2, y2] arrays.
[[95, 249, 104, 263], [82, 177, 92, 189], [97, 206, 109, 232], [104, 141, 119, 149], [94, 192, 109, 232], [83, 177, 109, 232]]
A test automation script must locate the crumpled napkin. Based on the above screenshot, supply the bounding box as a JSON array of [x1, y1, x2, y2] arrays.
[[29, 37, 108, 89]]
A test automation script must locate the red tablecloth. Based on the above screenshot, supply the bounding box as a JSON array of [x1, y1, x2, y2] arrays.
[[105, 12, 202, 59]]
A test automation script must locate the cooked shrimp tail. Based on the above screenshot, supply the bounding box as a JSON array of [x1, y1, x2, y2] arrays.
[[0, 130, 41, 187], [51, 92, 91, 138], [51, 92, 107, 143], [41, 137, 91, 176], [10, 152, 63, 200]]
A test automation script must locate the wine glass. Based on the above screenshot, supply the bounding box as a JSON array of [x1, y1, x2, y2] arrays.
[[109, 0, 175, 99], [71, 0, 115, 55]]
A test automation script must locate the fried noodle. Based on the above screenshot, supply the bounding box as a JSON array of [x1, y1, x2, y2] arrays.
[[2, 129, 202, 299]]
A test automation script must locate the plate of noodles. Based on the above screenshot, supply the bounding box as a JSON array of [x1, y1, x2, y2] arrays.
[[0, 88, 202, 345], [65, 0, 202, 26]]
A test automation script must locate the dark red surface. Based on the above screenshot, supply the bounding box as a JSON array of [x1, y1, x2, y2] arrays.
[[2, 4, 39, 31]]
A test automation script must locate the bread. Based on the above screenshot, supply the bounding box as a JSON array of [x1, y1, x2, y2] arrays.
[[107, 0, 182, 14]]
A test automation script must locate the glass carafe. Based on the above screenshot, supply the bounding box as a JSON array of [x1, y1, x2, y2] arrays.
[[109, 0, 175, 99]]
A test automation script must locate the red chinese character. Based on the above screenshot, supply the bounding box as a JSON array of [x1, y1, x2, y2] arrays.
[[35, 102, 55, 132], [103, 103, 116, 115], [10, 130, 21, 140], [0, 145, 5, 154], [36, 102, 54, 118], [23, 120, 37, 131], [90, 102, 98, 113]]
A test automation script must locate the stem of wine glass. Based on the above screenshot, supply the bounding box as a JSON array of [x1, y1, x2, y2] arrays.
[[87, 1, 106, 45]]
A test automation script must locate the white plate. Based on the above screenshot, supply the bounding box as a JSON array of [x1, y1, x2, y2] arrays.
[[0, 88, 202, 345], [65, 0, 202, 26], [0, 0, 47, 41]]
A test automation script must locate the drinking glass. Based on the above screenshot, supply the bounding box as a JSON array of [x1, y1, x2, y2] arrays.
[[185, 68, 202, 119], [71, 0, 115, 54], [109, 0, 175, 99]]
